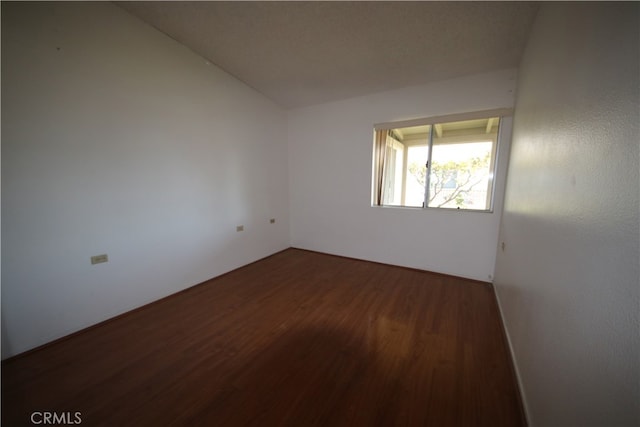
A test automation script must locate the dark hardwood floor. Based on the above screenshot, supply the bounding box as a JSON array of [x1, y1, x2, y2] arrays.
[[2, 248, 525, 426]]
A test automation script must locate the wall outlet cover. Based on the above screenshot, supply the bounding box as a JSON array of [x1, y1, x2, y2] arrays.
[[91, 254, 108, 265]]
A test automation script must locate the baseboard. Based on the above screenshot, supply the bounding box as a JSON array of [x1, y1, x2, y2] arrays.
[[290, 246, 492, 285], [492, 284, 531, 426]]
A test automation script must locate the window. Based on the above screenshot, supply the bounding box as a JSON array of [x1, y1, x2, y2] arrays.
[[372, 112, 506, 211]]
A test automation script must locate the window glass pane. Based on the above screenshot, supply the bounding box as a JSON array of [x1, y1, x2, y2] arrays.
[[373, 117, 499, 210], [427, 118, 499, 210], [405, 145, 428, 207], [382, 137, 403, 205]]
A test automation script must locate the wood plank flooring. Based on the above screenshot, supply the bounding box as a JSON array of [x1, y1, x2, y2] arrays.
[[2, 248, 525, 426]]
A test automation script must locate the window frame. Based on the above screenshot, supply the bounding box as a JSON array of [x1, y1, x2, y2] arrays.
[[372, 108, 512, 213]]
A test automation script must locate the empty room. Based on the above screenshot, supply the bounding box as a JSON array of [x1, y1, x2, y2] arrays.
[[2, 2, 638, 426]]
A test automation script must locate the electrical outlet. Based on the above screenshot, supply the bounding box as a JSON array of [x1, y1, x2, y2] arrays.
[[91, 254, 108, 265], [270, 218, 276, 224], [236, 225, 244, 232]]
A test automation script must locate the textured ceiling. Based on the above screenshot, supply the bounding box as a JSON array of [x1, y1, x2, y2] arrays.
[[117, 1, 539, 109]]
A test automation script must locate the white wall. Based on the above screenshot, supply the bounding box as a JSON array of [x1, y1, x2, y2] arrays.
[[288, 69, 516, 281], [1, 2, 289, 358], [494, 3, 639, 426]]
